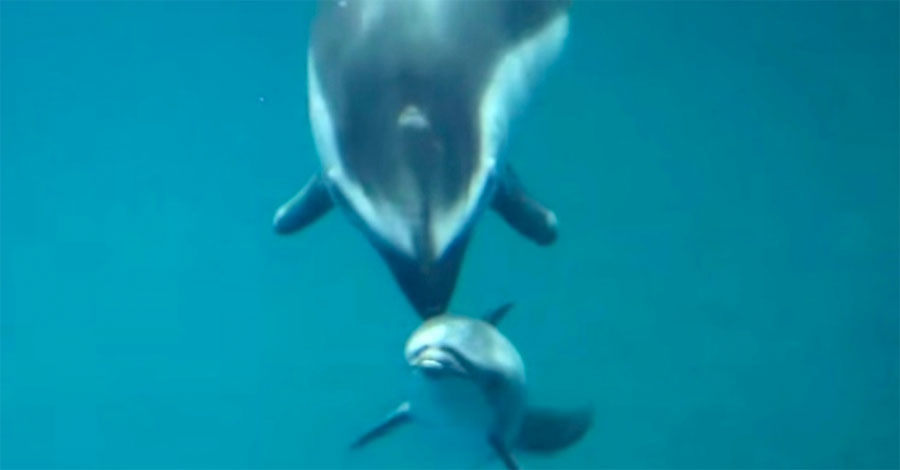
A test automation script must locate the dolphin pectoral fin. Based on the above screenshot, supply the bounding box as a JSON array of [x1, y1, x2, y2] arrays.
[[350, 402, 412, 450], [482, 302, 515, 326], [489, 434, 520, 470], [273, 173, 333, 235], [491, 165, 558, 245], [515, 405, 593, 453]]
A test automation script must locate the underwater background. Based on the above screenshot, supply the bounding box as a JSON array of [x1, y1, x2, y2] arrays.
[[2, 1, 898, 468]]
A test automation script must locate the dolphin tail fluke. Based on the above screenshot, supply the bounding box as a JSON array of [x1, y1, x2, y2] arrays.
[[273, 173, 333, 234], [375, 233, 471, 319], [350, 402, 412, 450], [514, 405, 593, 453], [491, 165, 558, 245]]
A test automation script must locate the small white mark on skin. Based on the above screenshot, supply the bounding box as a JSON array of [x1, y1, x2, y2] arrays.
[[398, 104, 430, 130], [338, 0, 347, 8], [259, 96, 265, 103]]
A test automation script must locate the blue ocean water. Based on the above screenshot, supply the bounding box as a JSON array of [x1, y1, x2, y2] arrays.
[[1, 1, 898, 468]]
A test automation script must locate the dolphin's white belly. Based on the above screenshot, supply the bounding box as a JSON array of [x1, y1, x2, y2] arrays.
[[406, 373, 496, 466], [410, 373, 494, 430]]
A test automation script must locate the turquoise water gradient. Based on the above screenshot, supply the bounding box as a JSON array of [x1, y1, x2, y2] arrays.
[[2, 1, 898, 468]]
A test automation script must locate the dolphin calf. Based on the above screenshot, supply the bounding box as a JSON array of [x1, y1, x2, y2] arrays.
[[350, 304, 593, 469], [273, 0, 571, 317]]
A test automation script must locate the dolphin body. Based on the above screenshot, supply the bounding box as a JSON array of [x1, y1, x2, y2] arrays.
[[350, 304, 593, 469], [274, 0, 571, 317]]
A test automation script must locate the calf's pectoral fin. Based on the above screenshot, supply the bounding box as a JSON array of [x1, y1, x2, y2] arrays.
[[482, 302, 515, 326], [515, 405, 593, 453], [273, 172, 333, 235], [350, 402, 412, 450], [491, 165, 558, 245], [489, 434, 520, 470]]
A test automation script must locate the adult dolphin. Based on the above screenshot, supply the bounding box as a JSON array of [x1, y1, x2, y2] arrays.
[[274, 0, 570, 317]]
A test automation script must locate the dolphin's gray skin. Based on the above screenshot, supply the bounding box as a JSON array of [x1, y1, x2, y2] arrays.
[[273, 0, 571, 317], [350, 304, 593, 470]]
